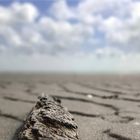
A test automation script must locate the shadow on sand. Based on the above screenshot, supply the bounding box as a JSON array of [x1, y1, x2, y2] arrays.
[[12, 124, 23, 140]]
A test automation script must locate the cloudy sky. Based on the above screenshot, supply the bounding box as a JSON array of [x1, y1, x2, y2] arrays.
[[0, 0, 140, 73]]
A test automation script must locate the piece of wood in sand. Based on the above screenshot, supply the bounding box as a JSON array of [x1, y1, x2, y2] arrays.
[[18, 95, 79, 140]]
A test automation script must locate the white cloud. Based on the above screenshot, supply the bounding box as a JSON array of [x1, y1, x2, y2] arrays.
[[49, 0, 74, 20], [11, 2, 38, 22], [47, 0, 140, 53], [0, 0, 140, 72], [97, 0, 140, 52], [95, 47, 123, 58], [0, 2, 38, 24], [77, 0, 131, 18], [0, 1, 96, 55], [39, 17, 94, 50], [131, 2, 140, 20]]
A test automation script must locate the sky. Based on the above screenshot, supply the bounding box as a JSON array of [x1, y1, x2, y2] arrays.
[[0, 0, 140, 73]]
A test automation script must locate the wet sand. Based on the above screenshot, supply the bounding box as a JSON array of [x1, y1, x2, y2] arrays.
[[0, 74, 140, 140]]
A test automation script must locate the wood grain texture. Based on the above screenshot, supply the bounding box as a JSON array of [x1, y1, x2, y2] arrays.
[[18, 95, 79, 140]]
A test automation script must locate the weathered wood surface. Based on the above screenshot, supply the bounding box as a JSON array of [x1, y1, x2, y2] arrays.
[[18, 95, 79, 140]]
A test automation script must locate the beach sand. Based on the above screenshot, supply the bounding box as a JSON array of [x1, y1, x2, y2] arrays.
[[0, 74, 140, 140]]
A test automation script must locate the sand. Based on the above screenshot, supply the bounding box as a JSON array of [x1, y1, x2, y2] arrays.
[[0, 74, 140, 140]]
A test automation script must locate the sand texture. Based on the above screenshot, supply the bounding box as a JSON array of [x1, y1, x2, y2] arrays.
[[0, 74, 140, 140]]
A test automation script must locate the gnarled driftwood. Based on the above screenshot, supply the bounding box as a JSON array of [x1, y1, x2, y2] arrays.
[[18, 95, 79, 140]]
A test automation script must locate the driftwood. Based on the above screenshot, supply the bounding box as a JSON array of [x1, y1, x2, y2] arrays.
[[18, 95, 79, 140]]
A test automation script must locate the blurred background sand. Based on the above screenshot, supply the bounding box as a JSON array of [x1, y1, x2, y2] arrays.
[[0, 74, 140, 140]]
